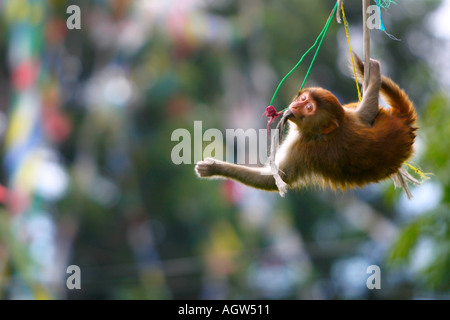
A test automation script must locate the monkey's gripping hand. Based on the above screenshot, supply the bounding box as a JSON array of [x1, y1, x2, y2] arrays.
[[352, 53, 382, 126], [195, 158, 223, 178], [357, 60, 381, 125]]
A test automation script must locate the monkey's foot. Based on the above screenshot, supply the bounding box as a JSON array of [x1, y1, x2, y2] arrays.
[[369, 58, 381, 80], [195, 158, 221, 178]]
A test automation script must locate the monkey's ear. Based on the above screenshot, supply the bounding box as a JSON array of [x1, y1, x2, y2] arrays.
[[322, 119, 339, 134]]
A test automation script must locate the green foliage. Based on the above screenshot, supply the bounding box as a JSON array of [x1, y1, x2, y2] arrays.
[[388, 93, 450, 292], [388, 217, 423, 265], [388, 208, 450, 291], [422, 94, 450, 186]]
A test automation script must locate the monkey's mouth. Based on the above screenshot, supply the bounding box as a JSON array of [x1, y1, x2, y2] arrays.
[[275, 109, 294, 142]]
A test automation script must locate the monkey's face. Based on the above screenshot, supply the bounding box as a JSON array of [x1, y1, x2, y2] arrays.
[[286, 89, 324, 134], [288, 90, 317, 120], [285, 88, 343, 136]]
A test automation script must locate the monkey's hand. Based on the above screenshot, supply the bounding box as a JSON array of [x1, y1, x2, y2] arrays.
[[195, 158, 223, 178], [352, 54, 382, 125], [352, 52, 381, 86]]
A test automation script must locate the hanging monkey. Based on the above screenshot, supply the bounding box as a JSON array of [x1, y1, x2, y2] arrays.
[[195, 53, 418, 197]]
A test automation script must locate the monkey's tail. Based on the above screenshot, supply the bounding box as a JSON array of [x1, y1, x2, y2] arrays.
[[379, 77, 417, 126], [351, 52, 416, 126]]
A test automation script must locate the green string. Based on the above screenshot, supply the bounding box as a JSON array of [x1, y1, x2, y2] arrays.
[[269, 1, 338, 112], [377, 0, 397, 9]]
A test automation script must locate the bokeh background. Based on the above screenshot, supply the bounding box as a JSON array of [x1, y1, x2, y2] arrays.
[[0, 0, 449, 300]]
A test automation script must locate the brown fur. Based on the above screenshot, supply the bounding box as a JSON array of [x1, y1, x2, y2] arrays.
[[195, 54, 417, 194], [286, 101, 416, 191]]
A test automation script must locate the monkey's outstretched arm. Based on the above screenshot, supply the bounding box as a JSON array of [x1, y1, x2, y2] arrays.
[[353, 52, 382, 126], [195, 158, 291, 191]]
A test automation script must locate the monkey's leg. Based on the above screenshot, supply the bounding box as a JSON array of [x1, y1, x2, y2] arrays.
[[195, 158, 279, 191], [356, 59, 381, 125], [352, 52, 382, 126], [354, 52, 416, 126]]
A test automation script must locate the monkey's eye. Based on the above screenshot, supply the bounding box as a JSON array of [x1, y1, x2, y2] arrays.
[[305, 104, 314, 113], [300, 95, 307, 101]]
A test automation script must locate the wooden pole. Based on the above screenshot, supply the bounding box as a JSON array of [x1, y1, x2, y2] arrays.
[[362, 0, 370, 92], [336, 0, 344, 23]]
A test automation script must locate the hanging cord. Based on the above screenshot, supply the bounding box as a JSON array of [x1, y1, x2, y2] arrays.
[[376, 0, 401, 41], [264, 0, 338, 125], [342, 3, 362, 102]]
